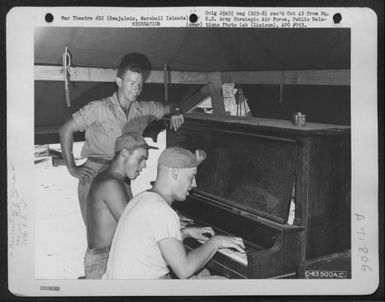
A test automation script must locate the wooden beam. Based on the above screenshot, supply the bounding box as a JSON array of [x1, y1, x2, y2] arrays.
[[35, 126, 60, 135], [35, 65, 350, 86], [222, 69, 350, 86], [34, 65, 209, 84], [163, 64, 169, 103], [179, 84, 212, 113], [146, 70, 209, 84], [34, 65, 116, 82], [169, 71, 209, 84]]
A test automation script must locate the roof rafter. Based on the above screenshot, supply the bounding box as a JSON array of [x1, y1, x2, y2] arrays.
[[34, 65, 350, 86]]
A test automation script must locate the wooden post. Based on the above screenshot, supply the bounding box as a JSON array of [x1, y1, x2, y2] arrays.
[[208, 72, 226, 115], [163, 64, 169, 104]]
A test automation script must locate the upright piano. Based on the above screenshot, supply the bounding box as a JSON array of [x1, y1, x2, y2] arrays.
[[166, 113, 351, 279]]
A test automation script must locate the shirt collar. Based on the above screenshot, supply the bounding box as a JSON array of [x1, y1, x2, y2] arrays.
[[110, 92, 121, 107], [111, 92, 140, 109]]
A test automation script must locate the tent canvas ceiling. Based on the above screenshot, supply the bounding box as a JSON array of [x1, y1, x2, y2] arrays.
[[35, 27, 350, 71]]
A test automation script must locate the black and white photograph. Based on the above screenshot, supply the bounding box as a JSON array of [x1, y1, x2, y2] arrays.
[[6, 6, 380, 296]]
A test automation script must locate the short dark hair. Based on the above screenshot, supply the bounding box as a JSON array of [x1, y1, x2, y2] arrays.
[[117, 63, 142, 79], [117, 53, 151, 80]]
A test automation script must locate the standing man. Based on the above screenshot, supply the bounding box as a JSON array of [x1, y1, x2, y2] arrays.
[[84, 132, 157, 279], [59, 59, 184, 226], [105, 147, 245, 279]]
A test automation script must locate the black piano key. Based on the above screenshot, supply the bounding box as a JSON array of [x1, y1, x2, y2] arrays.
[[228, 247, 253, 254]]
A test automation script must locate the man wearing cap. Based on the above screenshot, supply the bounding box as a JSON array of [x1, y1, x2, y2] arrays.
[[105, 147, 245, 279], [59, 60, 184, 227], [84, 132, 158, 279]]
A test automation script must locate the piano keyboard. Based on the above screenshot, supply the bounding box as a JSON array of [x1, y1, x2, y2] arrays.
[[177, 211, 249, 266], [197, 239, 248, 266]]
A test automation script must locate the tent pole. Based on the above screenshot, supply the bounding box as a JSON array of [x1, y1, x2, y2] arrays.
[[163, 64, 169, 104]]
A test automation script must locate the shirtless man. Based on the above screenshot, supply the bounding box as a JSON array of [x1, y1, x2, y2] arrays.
[[105, 147, 244, 279], [84, 132, 157, 279]]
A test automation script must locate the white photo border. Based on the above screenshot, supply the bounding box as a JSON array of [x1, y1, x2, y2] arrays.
[[6, 6, 379, 296]]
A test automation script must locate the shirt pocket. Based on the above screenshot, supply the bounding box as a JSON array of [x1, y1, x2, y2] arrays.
[[122, 117, 148, 135], [100, 120, 123, 138]]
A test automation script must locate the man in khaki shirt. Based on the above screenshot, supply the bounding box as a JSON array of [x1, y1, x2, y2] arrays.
[[59, 59, 184, 226]]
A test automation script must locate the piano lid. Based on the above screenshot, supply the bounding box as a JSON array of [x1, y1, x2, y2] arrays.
[[167, 118, 298, 224]]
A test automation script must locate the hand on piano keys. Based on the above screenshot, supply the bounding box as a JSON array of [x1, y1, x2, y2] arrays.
[[177, 213, 248, 266], [211, 235, 245, 254], [198, 236, 248, 266], [176, 211, 195, 227], [182, 226, 215, 242]]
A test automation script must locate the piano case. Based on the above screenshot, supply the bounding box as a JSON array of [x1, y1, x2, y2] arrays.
[[167, 113, 351, 279]]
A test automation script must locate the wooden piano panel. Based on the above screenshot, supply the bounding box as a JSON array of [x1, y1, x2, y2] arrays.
[[297, 135, 351, 260], [169, 125, 298, 223]]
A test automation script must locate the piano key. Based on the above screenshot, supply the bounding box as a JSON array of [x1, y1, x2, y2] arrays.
[[179, 214, 250, 266], [228, 247, 253, 254], [217, 248, 248, 266], [197, 239, 249, 266]]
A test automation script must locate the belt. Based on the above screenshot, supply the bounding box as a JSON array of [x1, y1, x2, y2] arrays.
[[87, 157, 112, 164], [87, 246, 111, 256]]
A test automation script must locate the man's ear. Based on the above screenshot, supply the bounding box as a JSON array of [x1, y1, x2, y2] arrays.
[[120, 148, 129, 160], [116, 77, 122, 88], [171, 168, 179, 180]]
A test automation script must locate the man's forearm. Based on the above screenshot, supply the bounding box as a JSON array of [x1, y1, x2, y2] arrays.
[[185, 239, 218, 274], [59, 123, 77, 173], [165, 103, 182, 115]]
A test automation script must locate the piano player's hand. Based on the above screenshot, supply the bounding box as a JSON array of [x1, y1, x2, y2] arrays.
[[211, 235, 245, 254], [183, 227, 215, 241], [179, 216, 194, 227]]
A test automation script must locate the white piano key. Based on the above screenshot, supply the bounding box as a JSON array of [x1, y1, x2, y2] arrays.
[[217, 248, 248, 266], [179, 214, 248, 266], [197, 239, 248, 266]]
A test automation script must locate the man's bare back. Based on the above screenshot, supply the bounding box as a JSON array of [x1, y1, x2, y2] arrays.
[[87, 170, 132, 249]]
